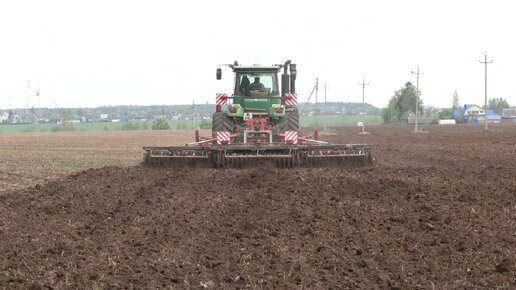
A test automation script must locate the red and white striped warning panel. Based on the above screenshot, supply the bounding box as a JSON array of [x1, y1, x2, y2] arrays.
[[216, 93, 228, 105], [284, 131, 298, 144], [216, 131, 231, 144], [284, 93, 297, 106]]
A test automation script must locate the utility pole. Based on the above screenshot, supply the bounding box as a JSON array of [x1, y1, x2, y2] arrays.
[[322, 82, 330, 131], [358, 77, 370, 135], [27, 80, 36, 122], [27, 80, 31, 107], [359, 77, 369, 104], [315, 78, 319, 130], [322, 82, 330, 114], [192, 100, 198, 129], [479, 52, 493, 131], [411, 66, 424, 133], [36, 91, 41, 123]]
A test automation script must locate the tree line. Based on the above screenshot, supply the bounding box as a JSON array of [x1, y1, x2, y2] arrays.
[[2, 102, 379, 124], [380, 82, 511, 124]]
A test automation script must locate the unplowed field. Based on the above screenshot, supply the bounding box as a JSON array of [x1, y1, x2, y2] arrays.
[[0, 125, 515, 289]]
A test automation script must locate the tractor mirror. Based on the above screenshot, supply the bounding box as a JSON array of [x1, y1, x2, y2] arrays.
[[216, 68, 222, 80]]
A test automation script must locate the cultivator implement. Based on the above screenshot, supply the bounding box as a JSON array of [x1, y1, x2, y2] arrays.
[[143, 146, 212, 168], [143, 142, 372, 168]]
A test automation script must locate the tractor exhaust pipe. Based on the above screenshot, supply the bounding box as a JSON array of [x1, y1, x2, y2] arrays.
[[281, 60, 291, 104], [283, 60, 291, 75], [290, 63, 296, 94]]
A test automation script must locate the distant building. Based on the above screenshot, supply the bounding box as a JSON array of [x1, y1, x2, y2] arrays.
[[1, 112, 8, 122], [99, 114, 110, 122], [463, 104, 501, 124], [1, 111, 21, 123], [501, 107, 516, 122], [438, 119, 456, 125], [486, 109, 501, 122], [464, 104, 484, 116]]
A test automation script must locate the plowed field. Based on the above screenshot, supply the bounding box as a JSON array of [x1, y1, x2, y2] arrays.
[[1, 124, 515, 289]]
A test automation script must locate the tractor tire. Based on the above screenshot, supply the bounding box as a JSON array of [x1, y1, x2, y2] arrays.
[[278, 110, 299, 133], [212, 112, 233, 137]]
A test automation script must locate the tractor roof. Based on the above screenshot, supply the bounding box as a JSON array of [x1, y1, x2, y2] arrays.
[[231, 65, 281, 74]]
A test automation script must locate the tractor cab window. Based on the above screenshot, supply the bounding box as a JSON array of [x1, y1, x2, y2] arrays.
[[235, 73, 278, 97]]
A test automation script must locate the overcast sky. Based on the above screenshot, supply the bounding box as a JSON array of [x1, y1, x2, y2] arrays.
[[0, 0, 514, 110]]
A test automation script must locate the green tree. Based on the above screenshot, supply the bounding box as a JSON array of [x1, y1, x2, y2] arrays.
[[381, 82, 422, 124], [488, 97, 510, 114], [151, 117, 171, 130], [452, 90, 460, 109], [76, 108, 85, 118], [438, 108, 453, 120], [60, 109, 71, 121]]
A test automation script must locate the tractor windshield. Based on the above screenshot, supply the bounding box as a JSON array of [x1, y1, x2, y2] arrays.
[[235, 72, 279, 97]]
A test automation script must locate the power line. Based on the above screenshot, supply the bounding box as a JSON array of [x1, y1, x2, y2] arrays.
[[411, 66, 424, 133], [300, 79, 318, 114], [479, 52, 493, 131]]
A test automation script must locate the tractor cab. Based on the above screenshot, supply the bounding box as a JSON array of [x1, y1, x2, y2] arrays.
[[232, 66, 282, 112], [233, 68, 280, 97]]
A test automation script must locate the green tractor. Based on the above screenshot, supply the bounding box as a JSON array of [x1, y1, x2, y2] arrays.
[[212, 60, 299, 144], [143, 60, 372, 168]]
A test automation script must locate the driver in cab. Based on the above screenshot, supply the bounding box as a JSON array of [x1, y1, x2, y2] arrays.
[[249, 77, 266, 92]]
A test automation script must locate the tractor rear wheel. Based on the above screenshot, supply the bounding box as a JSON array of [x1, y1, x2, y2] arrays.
[[212, 112, 233, 137], [278, 110, 299, 132]]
